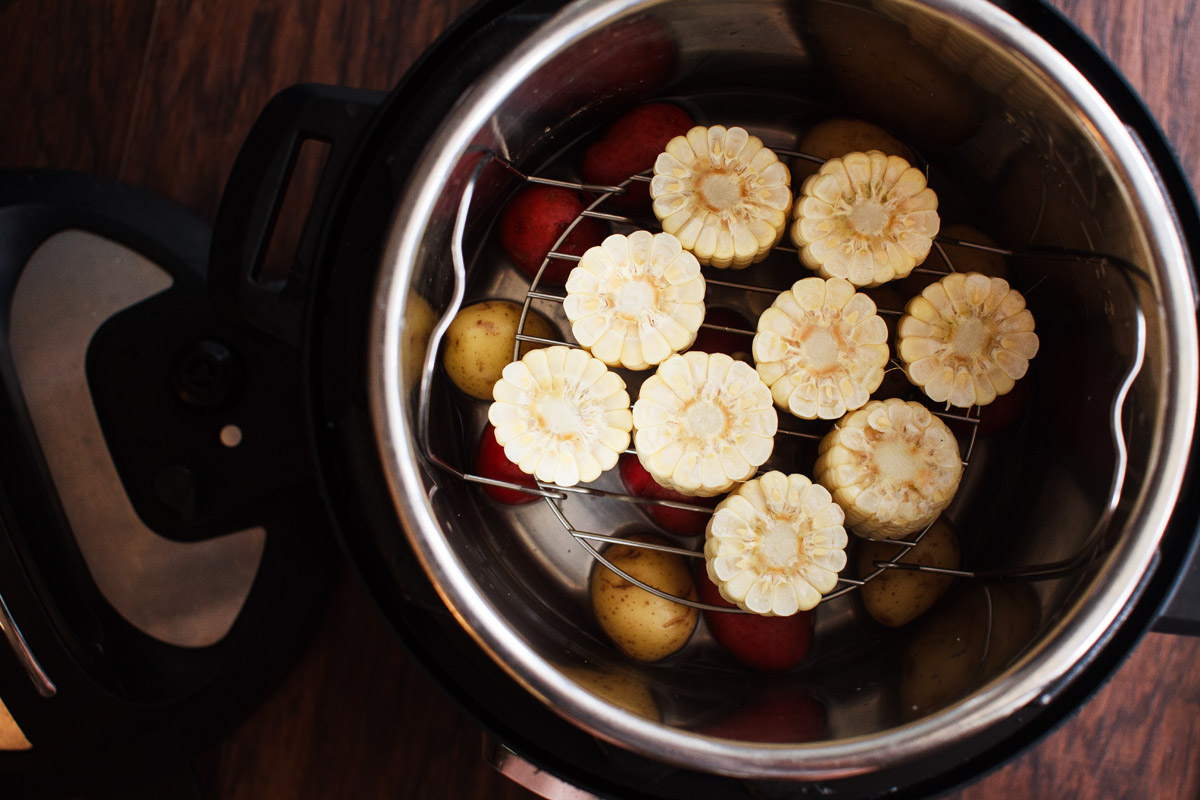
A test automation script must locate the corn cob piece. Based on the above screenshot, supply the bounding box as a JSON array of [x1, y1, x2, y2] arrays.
[[632, 351, 777, 497], [650, 125, 792, 269], [814, 398, 962, 540], [705, 471, 848, 615], [488, 345, 633, 487], [897, 272, 1039, 408], [753, 276, 890, 420], [563, 231, 706, 370], [791, 150, 940, 287]]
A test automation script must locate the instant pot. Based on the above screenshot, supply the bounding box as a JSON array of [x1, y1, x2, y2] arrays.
[[1, 0, 1199, 797]]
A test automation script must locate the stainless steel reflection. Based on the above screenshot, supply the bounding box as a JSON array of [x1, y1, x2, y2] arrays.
[[371, 0, 1197, 783], [0, 590, 54, 698]]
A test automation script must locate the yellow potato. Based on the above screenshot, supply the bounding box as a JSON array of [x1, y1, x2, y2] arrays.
[[793, 118, 916, 183], [441, 300, 557, 400], [401, 292, 437, 390], [898, 595, 983, 720], [560, 665, 661, 721], [899, 582, 1040, 719], [979, 583, 1041, 680], [857, 518, 961, 628], [590, 534, 699, 662]]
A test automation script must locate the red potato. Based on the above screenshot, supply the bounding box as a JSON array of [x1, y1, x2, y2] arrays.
[[618, 453, 718, 536], [696, 568, 814, 672], [581, 102, 694, 209], [498, 185, 607, 286], [476, 424, 540, 505], [698, 688, 827, 744]]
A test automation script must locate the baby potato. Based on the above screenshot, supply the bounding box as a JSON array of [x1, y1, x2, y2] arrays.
[[560, 664, 661, 721], [591, 534, 699, 662], [978, 582, 1040, 680], [899, 582, 1040, 719], [857, 518, 960, 628], [898, 587, 985, 720], [441, 300, 557, 400], [401, 292, 437, 390], [793, 118, 916, 183]]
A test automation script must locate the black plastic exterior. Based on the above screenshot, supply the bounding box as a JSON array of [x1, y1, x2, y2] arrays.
[[87, 259, 317, 543], [208, 83, 388, 359], [0, 171, 334, 798], [1157, 543, 1200, 635]]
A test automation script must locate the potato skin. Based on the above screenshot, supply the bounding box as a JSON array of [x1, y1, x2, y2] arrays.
[[580, 102, 694, 209], [857, 518, 960, 627], [561, 665, 660, 721], [899, 582, 1040, 719], [441, 300, 556, 400], [793, 118, 916, 183], [695, 566, 813, 672], [591, 535, 698, 662], [499, 185, 608, 285], [898, 591, 985, 719], [401, 293, 437, 390]]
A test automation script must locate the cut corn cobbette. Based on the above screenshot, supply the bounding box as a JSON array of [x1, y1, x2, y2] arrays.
[[650, 125, 792, 269], [791, 150, 940, 287], [705, 471, 848, 615], [633, 351, 778, 497], [754, 277, 890, 420], [564, 231, 706, 370], [897, 272, 1039, 408], [814, 398, 962, 540], [488, 346, 633, 488]]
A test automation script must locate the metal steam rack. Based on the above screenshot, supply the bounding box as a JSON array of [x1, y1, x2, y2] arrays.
[[418, 136, 1144, 616]]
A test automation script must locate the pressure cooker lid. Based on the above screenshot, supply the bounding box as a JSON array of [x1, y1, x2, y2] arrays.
[[0, 171, 333, 797]]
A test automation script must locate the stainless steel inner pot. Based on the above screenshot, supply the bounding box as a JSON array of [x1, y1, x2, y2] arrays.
[[370, 0, 1198, 783]]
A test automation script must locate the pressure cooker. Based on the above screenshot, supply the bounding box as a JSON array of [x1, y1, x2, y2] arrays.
[[1, 0, 1198, 797]]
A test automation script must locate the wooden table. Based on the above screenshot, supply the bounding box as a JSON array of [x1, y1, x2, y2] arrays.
[[3, 1, 1199, 798]]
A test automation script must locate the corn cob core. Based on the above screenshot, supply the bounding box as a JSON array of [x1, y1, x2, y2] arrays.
[[705, 471, 848, 615], [488, 345, 633, 487], [791, 150, 940, 287], [814, 398, 962, 540], [650, 125, 793, 269], [753, 276, 891, 420], [897, 272, 1039, 408], [564, 231, 706, 370], [632, 351, 778, 497]]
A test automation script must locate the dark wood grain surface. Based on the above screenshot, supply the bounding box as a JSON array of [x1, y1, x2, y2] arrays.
[[2, 1, 1199, 798]]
